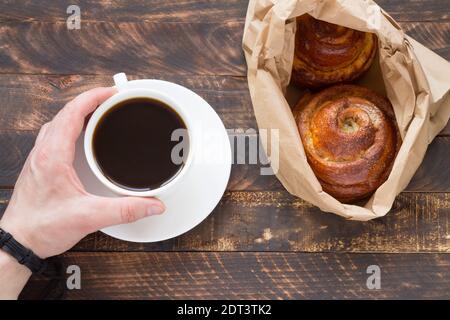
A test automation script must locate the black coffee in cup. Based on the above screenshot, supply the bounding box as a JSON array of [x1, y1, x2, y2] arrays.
[[92, 97, 188, 191]]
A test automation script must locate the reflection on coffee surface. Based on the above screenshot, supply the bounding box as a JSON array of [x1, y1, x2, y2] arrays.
[[93, 97, 188, 191]]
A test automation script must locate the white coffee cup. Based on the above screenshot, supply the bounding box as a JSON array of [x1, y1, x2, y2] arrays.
[[84, 73, 195, 198]]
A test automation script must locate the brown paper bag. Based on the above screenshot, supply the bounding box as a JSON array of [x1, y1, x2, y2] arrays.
[[242, 0, 450, 220]]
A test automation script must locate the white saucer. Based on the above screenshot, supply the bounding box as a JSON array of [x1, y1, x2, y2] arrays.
[[73, 79, 232, 242]]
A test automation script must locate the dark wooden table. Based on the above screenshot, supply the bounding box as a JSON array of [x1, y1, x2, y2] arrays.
[[0, 0, 448, 299]]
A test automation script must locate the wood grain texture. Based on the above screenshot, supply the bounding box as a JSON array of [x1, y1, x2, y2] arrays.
[[0, 21, 448, 76], [0, 74, 447, 135], [439, 124, 450, 136], [1, 131, 449, 191], [0, 0, 447, 300], [0, 21, 246, 75], [64, 192, 450, 253], [1, 190, 448, 253], [404, 136, 450, 191], [20, 252, 450, 299], [0, 0, 249, 23], [0, 189, 10, 213], [0, 74, 448, 190], [402, 22, 450, 58], [0, 74, 255, 131], [0, 0, 448, 23], [0, 130, 283, 191]]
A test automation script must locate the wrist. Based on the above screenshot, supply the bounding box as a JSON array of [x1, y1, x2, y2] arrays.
[[0, 212, 46, 259], [0, 248, 32, 300], [0, 226, 49, 275], [0, 248, 31, 274]]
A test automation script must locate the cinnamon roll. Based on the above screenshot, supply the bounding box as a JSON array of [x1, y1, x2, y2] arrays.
[[292, 14, 377, 88], [294, 85, 401, 203]]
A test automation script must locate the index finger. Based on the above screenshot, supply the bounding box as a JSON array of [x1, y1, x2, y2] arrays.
[[48, 87, 117, 160]]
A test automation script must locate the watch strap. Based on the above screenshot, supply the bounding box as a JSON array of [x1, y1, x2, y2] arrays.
[[0, 227, 47, 274]]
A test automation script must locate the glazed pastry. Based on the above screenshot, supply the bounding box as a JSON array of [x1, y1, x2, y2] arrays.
[[292, 14, 377, 88], [294, 85, 401, 203]]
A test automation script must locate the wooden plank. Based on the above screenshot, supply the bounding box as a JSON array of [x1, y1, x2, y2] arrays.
[[0, 21, 246, 75], [1, 190, 448, 253], [0, 0, 447, 23], [405, 136, 450, 190], [439, 124, 450, 136], [19, 252, 450, 299], [0, 130, 282, 190], [69, 192, 450, 253], [0, 0, 249, 23], [0, 189, 10, 213], [0, 74, 255, 131], [1, 74, 447, 135], [0, 132, 35, 188], [0, 73, 448, 191], [0, 21, 448, 75], [377, 0, 450, 22], [402, 22, 450, 58], [2, 74, 446, 191], [0, 129, 448, 191]]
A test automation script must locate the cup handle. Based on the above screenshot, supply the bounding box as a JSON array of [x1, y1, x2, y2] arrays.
[[113, 73, 128, 91]]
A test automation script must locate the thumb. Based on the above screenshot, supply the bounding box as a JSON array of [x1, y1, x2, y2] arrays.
[[84, 196, 165, 231]]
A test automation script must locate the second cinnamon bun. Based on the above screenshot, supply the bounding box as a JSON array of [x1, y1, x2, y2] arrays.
[[294, 85, 401, 203]]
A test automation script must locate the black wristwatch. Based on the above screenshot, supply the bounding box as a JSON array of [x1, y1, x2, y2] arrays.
[[0, 227, 47, 274]]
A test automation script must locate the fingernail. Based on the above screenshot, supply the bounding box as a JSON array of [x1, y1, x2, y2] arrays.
[[147, 205, 165, 216]]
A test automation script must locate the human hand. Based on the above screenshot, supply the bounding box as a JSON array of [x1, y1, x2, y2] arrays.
[[0, 87, 165, 259]]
